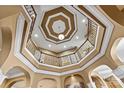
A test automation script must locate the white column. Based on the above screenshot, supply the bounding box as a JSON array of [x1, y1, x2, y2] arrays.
[[87, 82, 96, 88], [0, 70, 7, 85]]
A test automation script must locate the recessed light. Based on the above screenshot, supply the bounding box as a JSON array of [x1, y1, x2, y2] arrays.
[[64, 45, 66, 48], [31, 14, 35, 19], [34, 34, 38, 37], [48, 44, 51, 48], [76, 36, 79, 39], [58, 34, 65, 40], [82, 19, 86, 23]]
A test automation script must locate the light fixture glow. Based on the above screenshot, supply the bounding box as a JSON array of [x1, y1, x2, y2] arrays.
[[34, 34, 38, 37], [64, 45, 66, 48], [58, 34, 65, 40], [48, 44, 51, 48], [76, 36, 79, 39], [82, 19, 86, 23]]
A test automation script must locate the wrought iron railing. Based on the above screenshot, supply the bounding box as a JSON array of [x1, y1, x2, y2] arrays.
[[25, 5, 98, 67]]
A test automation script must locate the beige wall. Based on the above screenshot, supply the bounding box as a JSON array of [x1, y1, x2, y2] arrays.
[[0, 29, 2, 52], [0, 5, 124, 88]]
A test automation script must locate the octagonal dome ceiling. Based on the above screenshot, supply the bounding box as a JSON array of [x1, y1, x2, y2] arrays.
[[31, 5, 88, 53], [41, 6, 76, 43], [15, 5, 113, 74]]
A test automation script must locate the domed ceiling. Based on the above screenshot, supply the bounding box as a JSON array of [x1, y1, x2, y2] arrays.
[[31, 5, 88, 53], [14, 5, 113, 75]]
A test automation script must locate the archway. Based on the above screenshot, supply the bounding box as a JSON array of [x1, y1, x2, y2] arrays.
[[64, 74, 87, 88], [89, 65, 124, 88], [111, 37, 124, 65], [0, 27, 12, 66], [4, 66, 30, 88], [90, 72, 108, 88]]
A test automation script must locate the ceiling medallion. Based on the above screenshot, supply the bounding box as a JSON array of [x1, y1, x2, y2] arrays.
[[58, 34, 65, 40]]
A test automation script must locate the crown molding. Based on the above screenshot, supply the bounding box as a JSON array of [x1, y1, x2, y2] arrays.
[[14, 5, 114, 76]]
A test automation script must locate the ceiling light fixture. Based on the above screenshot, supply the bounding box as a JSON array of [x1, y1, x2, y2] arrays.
[[82, 19, 86, 23], [58, 34, 65, 40], [34, 34, 38, 37], [48, 44, 51, 48], [76, 36, 79, 39], [64, 45, 66, 48]]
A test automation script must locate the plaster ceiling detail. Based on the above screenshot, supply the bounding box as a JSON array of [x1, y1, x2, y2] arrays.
[[23, 5, 100, 68], [52, 20, 66, 34], [13, 5, 114, 76], [25, 5, 36, 19], [31, 5, 88, 53], [40, 6, 77, 44]]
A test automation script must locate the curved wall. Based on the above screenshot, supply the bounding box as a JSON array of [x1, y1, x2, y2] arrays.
[[0, 27, 12, 66]]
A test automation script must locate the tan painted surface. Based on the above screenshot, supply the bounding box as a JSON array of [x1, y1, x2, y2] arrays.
[[0, 5, 124, 88]]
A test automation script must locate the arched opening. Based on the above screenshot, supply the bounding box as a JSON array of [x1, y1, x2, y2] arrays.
[[89, 65, 124, 88], [64, 74, 87, 88], [90, 72, 108, 88], [111, 37, 124, 65], [10, 81, 26, 88], [37, 78, 57, 88], [4, 66, 30, 88], [0, 27, 12, 66]]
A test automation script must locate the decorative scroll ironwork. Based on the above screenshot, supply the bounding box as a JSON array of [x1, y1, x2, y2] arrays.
[[25, 5, 98, 67]]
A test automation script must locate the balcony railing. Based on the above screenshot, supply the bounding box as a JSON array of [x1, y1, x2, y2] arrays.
[[25, 5, 98, 67], [26, 20, 97, 67]]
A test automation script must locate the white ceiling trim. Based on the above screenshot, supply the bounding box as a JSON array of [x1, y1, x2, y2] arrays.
[[14, 5, 114, 76], [39, 6, 78, 44], [24, 20, 99, 69], [46, 12, 72, 38]]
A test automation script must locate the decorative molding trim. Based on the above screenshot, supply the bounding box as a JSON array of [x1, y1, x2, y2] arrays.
[[14, 5, 114, 76]]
